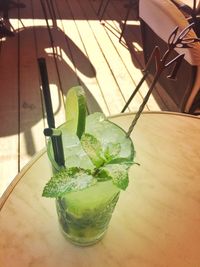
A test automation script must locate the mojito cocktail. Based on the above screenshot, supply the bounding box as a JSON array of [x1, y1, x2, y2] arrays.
[[43, 87, 135, 246]]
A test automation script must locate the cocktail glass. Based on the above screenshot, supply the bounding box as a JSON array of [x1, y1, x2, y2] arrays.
[[56, 180, 120, 246], [45, 110, 134, 246]]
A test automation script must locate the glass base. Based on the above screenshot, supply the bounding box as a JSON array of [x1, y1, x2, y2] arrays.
[[56, 181, 120, 247], [59, 226, 107, 246]]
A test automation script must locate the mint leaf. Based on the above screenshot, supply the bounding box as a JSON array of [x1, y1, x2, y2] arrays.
[[42, 167, 97, 198], [81, 133, 105, 167], [104, 143, 121, 162], [98, 164, 129, 190]]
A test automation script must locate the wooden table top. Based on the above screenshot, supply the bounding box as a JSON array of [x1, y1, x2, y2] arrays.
[[1, 112, 200, 267]]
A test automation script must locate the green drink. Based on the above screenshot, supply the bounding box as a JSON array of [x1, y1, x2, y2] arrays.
[[43, 87, 135, 246], [56, 180, 120, 246]]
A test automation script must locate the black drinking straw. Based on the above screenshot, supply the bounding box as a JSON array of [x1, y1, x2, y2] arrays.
[[44, 128, 65, 167], [38, 57, 65, 167], [38, 57, 55, 128]]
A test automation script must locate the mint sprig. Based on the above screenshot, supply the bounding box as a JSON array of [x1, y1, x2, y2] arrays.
[[80, 134, 133, 190], [42, 167, 97, 198], [43, 130, 135, 198]]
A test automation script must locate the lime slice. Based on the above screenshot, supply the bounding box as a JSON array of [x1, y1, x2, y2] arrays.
[[65, 86, 87, 139]]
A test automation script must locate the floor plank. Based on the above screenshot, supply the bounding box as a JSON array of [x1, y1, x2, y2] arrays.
[[55, 0, 108, 114], [79, 0, 144, 112], [68, 0, 128, 115], [19, 0, 45, 170], [0, 6, 19, 196]]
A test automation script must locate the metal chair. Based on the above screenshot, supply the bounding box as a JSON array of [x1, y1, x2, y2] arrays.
[[139, 0, 200, 114], [97, 0, 138, 42], [171, 0, 200, 36]]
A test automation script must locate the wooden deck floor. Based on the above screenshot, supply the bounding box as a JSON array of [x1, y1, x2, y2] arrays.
[[0, 0, 178, 196]]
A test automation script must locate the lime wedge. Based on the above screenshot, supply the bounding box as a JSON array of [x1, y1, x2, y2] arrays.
[[65, 86, 87, 139]]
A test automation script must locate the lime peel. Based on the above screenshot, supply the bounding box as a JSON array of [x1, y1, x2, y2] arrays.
[[65, 86, 87, 139]]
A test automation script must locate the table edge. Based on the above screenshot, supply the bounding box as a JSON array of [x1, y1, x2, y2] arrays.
[[0, 148, 46, 210], [110, 110, 200, 120]]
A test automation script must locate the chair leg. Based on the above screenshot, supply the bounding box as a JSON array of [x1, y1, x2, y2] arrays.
[[0, 20, 14, 37], [119, 1, 132, 42], [119, 0, 138, 42], [0, 0, 26, 19], [97, 0, 105, 15], [98, 0, 111, 22]]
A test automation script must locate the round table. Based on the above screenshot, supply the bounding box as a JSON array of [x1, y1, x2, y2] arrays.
[[1, 112, 200, 267]]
